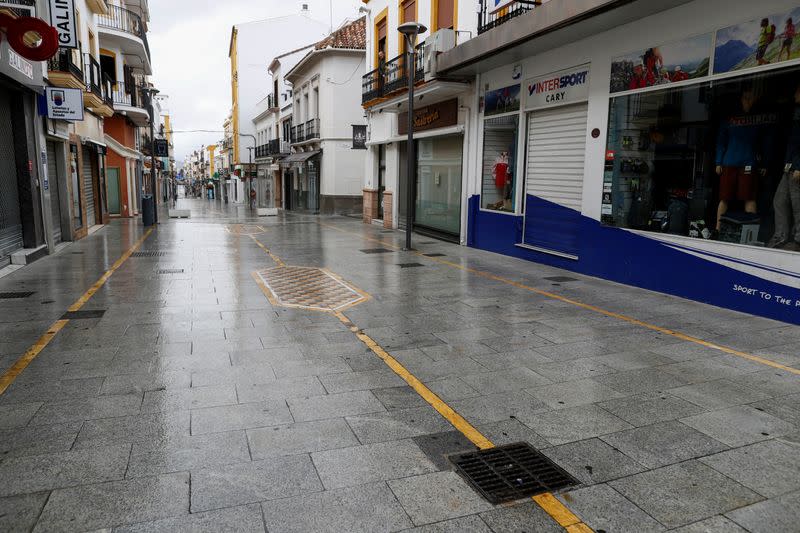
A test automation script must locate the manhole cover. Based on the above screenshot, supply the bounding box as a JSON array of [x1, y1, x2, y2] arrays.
[[423, 253, 446, 257], [62, 310, 106, 320], [450, 442, 579, 504], [132, 251, 167, 258], [543, 276, 578, 283], [0, 292, 35, 299], [254, 266, 367, 312], [397, 263, 424, 268], [360, 248, 394, 254], [156, 269, 185, 274]]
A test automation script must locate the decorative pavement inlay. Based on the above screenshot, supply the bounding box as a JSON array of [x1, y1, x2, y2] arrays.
[[254, 266, 368, 312]]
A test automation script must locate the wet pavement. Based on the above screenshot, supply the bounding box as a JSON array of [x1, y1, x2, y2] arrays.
[[1, 196, 799, 532]]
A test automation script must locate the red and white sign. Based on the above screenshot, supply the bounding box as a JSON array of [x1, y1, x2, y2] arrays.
[[0, 12, 60, 62]]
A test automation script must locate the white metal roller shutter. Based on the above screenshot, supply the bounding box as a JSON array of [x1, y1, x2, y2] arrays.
[[82, 146, 96, 227], [522, 103, 588, 258], [46, 141, 62, 245]]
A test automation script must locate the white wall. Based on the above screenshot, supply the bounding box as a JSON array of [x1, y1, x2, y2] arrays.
[[236, 15, 329, 151]]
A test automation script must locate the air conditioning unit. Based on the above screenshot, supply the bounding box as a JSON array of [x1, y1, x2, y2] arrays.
[[424, 29, 456, 81]]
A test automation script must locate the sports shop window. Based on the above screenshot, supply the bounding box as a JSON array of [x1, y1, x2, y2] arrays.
[[481, 115, 520, 213], [603, 66, 800, 252]]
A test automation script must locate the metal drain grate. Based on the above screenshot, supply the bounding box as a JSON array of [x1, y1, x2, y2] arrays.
[[62, 310, 106, 320], [360, 248, 394, 254], [397, 263, 424, 268], [450, 442, 578, 504], [544, 276, 578, 283], [423, 253, 446, 257], [156, 269, 185, 274], [0, 292, 35, 299], [132, 251, 167, 258]]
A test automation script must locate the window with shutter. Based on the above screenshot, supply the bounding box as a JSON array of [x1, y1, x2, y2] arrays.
[[436, 0, 455, 31]]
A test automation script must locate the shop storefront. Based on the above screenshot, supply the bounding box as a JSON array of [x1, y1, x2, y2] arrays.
[[396, 99, 465, 241], [468, 0, 800, 325], [281, 151, 321, 213]]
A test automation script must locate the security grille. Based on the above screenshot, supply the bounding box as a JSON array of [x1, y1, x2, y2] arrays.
[[132, 251, 167, 257], [0, 86, 23, 267], [46, 141, 63, 246], [82, 146, 96, 227], [450, 443, 579, 504]]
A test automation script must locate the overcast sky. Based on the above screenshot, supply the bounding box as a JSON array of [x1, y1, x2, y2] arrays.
[[149, 0, 363, 164]]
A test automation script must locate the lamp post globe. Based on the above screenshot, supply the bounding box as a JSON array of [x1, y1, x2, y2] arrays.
[[397, 21, 426, 251]]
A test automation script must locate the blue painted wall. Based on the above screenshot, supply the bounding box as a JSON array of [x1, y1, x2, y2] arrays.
[[468, 195, 800, 325]]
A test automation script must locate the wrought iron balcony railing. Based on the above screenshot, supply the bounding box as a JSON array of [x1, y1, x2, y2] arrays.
[[362, 44, 425, 105], [111, 80, 144, 108], [268, 139, 280, 155], [101, 73, 113, 107], [47, 49, 83, 79], [304, 118, 320, 141], [478, 0, 538, 35], [97, 4, 151, 60], [84, 54, 102, 98], [291, 123, 306, 144]]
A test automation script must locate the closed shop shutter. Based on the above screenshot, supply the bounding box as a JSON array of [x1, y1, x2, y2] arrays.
[[46, 141, 62, 245], [0, 90, 23, 266], [522, 103, 588, 258], [82, 146, 96, 227]]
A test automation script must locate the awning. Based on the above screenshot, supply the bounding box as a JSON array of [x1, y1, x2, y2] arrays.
[[104, 134, 143, 160], [281, 150, 321, 165]]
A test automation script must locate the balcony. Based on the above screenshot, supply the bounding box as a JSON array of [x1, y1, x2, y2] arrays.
[[255, 145, 268, 158], [96, 73, 115, 117], [478, 0, 538, 35], [85, 0, 108, 15], [361, 44, 425, 106], [47, 49, 84, 90], [291, 123, 305, 144], [111, 80, 150, 126], [304, 119, 320, 141], [83, 54, 104, 109], [97, 5, 152, 74]]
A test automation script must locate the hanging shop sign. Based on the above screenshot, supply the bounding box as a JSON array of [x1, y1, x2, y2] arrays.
[[48, 0, 77, 49], [352, 125, 367, 149], [484, 84, 520, 116], [398, 98, 458, 135], [45, 86, 83, 121], [525, 65, 591, 110], [0, 10, 60, 61], [154, 139, 169, 158]]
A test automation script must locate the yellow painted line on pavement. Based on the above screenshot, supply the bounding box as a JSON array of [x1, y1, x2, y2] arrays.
[[249, 234, 285, 266], [318, 222, 800, 377], [0, 228, 154, 396], [250, 228, 592, 533]]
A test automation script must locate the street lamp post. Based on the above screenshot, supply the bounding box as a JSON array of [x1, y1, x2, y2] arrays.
[[398, 22, 427, 251]]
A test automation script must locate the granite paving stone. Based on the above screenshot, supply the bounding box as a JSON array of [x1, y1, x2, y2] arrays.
[[699, 439, 800, 498], [372, 385, 430, 410], [724, 490, 800, 533], [345, 406, 454, 444], [478, 501, 563, 533], [609, 461, 762, 529], [319, 370, 406, 393], [400, 515, 492, 532], [191, 454, 322, 511], [597, 392, 705, 427], [527, 378, 626, 409], [287, 390, 386, 422], [518, 404, 633, 445], [542, 438, 647, 484], [668, 379, 772, 410], [0, 421, 82, 459], [0, 492, 49, 532], [680, 405, 798, 447], [115, 503, 266, 533], [73, 410, 190, 448], [459, 367, 552, 394], [669, 516, 748, 533], [234, 375, 326, 403], [593, 368, 690, 395], [558, 484, 665, 533], [33, 472, 189, 532], [311, 439, 438, 489], [260, 481, 412, 533], [141, 384, 237, 412], [387, 471, 493, 525], [0, 443, 130, 497], [474, 418, 551, 448], [0, 402, 42, 428], [600, 420, 728, 469], [126, 430, 250, 478], [190, 400, 293, 434], [247, 418, 359, 459]]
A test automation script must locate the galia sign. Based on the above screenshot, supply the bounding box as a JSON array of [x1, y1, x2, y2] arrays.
[[0, 13, 60, 62]]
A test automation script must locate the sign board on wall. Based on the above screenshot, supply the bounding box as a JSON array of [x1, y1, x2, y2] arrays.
[[398, 98, 459, 135], [45, 87, 83, 121], [48, 0, 78, 49], [525, 65, 590, 111], [352, 125, 367, 149]]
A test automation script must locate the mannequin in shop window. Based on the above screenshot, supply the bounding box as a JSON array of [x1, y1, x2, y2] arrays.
[[490, 151, 512, 211], [770, 84, 800, 251], [715, 88, 771, 233]]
